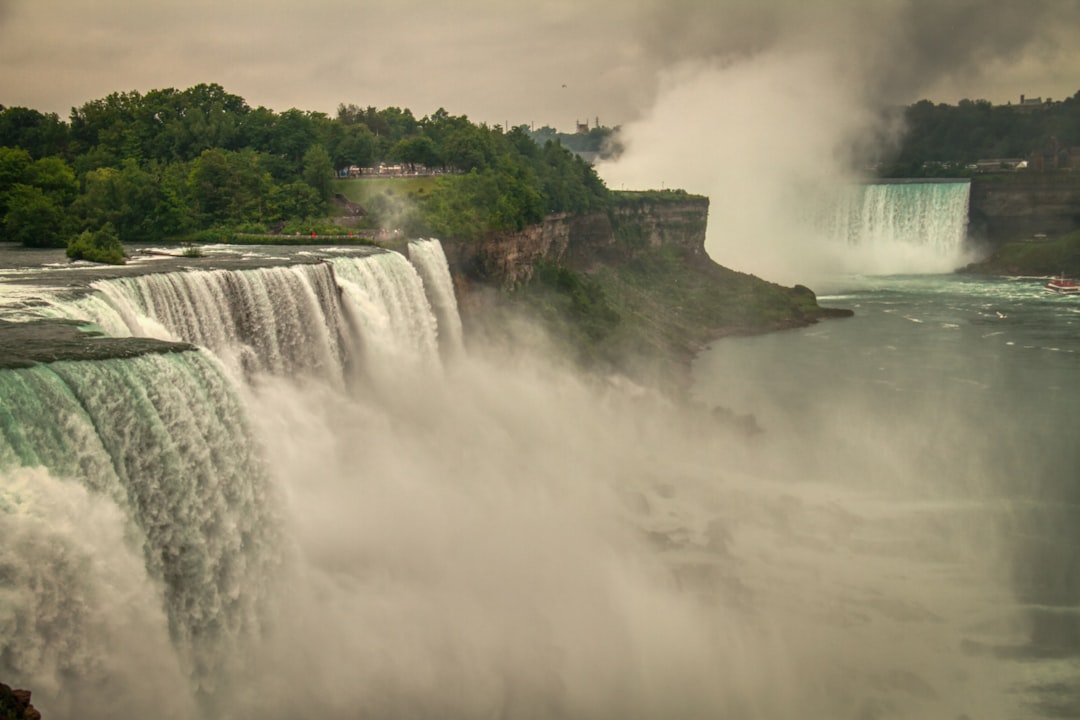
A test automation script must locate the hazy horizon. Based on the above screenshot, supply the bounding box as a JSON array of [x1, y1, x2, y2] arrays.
[[1, 0, 1079, 131]]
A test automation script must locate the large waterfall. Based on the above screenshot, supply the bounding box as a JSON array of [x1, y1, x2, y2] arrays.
[[816, 180, 973, 276], [0, 239, 1025, 719]]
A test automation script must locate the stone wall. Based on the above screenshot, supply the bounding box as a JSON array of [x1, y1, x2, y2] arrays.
[[969, 174, 1080, 245]]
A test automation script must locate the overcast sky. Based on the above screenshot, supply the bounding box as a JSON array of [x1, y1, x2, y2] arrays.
[[1, 0, 1079, 130]]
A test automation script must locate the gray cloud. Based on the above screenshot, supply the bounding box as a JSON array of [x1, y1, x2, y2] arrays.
[[0, 0, 1077, 128], [629, 0, 1080, 106]]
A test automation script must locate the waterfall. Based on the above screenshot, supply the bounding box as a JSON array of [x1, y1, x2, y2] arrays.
[[0, 242, 463, 716], [87, 262, 354, 384], [815, 180, 973, 275], [0, 352, 280, 714], [0, 239, 1016, 719], [408, 239, 464, 357], [328, 251, 442, 378]]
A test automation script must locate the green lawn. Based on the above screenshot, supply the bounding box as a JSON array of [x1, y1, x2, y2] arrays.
[[330, 177, 439, 206]]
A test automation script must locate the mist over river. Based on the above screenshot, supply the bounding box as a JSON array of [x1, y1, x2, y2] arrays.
[[693, 273, 1080, 718], [0, 234, 1077, 718]]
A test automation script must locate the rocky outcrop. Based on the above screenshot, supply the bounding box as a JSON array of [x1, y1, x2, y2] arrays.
[[440, 194, 711, 288], [0, 318, 194, 369], [969, 174, 1080, 245], [0, 683, 41, 720]]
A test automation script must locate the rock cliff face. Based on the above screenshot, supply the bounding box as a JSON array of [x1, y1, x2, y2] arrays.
[[969, 174, 1080, 245], [0, 683, 41, 720], [440, 195, 711, 288]]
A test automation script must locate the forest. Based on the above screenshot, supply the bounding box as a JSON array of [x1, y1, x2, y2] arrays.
[[878, 91, 1080, 177], [5, 83, 1080, 262], [0, 83, 609, 261]]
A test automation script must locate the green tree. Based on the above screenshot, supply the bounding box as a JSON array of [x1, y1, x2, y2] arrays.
[[25, 156, 78, 205], [187, 148, 271, 226], [302, 143, 334, 201], [0, 146, 33, 216], [0, 106, 69, 159], [390, 135, 439, 172], [3, 184, 68, 246], [72, 159, 158, 240]]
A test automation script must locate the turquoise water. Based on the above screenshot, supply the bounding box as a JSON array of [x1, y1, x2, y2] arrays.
[[693, 274, 1080, 717]]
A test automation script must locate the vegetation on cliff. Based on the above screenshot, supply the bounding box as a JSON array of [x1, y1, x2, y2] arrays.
[[502, 243, 847, 391], [878, 90, 1080, 177], [959, 230, 1080, 277], [0, 84, 609, 261]]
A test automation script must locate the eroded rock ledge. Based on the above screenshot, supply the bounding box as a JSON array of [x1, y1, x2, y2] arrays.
[[0, 319, 194, 370]]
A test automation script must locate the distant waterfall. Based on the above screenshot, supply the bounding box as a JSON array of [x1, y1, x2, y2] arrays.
[[817, 180, 972, 275]]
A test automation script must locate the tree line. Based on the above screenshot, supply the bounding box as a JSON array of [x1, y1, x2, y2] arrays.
[[878, 90, 1080, 177], [0, 83, 610, 260]]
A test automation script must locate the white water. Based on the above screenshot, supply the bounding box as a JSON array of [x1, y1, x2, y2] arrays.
[[0, 238, 1043, 718], [804, 181, 975, 277], [408, 238, 465, 358]]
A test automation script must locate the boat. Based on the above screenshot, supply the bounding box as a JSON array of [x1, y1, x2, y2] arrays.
[[1045, 275, 1080, 294]]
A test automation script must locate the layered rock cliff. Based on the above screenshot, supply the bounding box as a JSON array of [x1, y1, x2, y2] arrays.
[[969, 174, 1080, 245], [440, 192, 850, 390], [440, 193, 711, 288]]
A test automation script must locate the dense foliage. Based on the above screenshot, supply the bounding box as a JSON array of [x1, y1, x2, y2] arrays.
[[879, 91, 1080, 177], [0, 83, 610, 259], [67, 222, 126, 264], [960, 230, 1080, 277]]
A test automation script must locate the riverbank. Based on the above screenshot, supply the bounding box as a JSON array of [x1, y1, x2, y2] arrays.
[[958, 229, 1080, 277]]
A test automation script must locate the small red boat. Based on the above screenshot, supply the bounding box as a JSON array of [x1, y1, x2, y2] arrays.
[[1045, 276, 1080, 294]]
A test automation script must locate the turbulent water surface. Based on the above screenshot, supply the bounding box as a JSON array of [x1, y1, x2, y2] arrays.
[[0, 232, 1078, 719], [694, 273, 1080, 719]]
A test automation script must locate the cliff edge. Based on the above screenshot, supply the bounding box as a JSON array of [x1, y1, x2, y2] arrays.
[[441, 191, 850, 389]]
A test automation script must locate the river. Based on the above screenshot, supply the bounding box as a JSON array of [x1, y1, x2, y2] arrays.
[[1, 241, 1078, 719], [692, 273, 1080, 718]]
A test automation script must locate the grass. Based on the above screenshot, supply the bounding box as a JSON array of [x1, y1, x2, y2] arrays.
[[506, 245, 836, 393], [330, 177, 439, 206], [964, 230, 1080, 276]]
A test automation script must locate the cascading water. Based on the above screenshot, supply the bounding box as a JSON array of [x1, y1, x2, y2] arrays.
[[814, 180, 973, 276], [408, 239, 464, 358], [85, 262, 355, 384], [328, 250, 442, 379], [0, 352, 279, 717], [0, 239, 1031, 719]]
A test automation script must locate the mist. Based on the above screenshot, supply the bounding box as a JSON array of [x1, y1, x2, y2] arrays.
[[0, 245, 1044, 719], [209, 323, 1020, 719], [600, 0, 1079, 285]]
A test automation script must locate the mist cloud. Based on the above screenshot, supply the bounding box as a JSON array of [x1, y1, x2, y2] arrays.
[[598, 0, 1079, 284]]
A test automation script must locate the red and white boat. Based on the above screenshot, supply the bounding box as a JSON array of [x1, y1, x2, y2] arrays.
[[1045, 276, 1080, 294]]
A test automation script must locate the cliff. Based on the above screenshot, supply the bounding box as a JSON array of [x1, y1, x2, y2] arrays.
[[440, 193, 710, 288], [0, 683, 41, 720], [968, 173, 1080, 246], [440, 192, 850, 390]]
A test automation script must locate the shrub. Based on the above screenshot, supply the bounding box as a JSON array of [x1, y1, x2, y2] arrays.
[[66, 223, 126, 264]]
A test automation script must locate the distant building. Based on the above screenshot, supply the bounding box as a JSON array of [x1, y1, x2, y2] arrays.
[[1012, 94, 1050, 113], [575, 120, 589, 134]]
